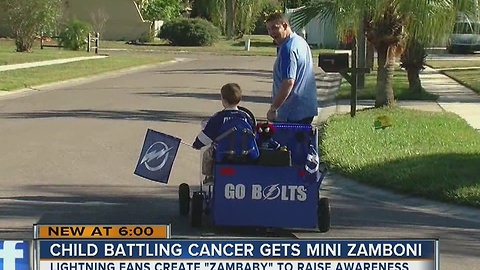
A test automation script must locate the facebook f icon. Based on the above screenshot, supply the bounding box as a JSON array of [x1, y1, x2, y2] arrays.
[[0, 241, 29, 270]]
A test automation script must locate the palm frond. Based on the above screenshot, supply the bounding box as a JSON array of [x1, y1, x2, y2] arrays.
[[401, 0, 477, 46], [289, 1, 336, 30]]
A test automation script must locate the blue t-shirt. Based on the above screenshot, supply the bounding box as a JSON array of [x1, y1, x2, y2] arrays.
[[193, 108, 254, 149], [273, 32, 318, 122]]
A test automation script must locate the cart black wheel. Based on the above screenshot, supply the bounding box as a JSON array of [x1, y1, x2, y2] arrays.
[[319, 162, 328, 174], [238, 106, 257, 128], [179, 183, 190, 216], [191, 192, 204, 228], [317, 197, 331, 233]]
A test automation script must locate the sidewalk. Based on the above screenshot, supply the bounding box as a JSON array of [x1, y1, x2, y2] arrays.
[[0, 56, 108, 72], [316, 67, 480, 131], [420, 66, 480, 130]]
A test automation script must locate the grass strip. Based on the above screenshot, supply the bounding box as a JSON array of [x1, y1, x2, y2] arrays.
[[0, 54, 172, 91], [321, 107, 480, 207]]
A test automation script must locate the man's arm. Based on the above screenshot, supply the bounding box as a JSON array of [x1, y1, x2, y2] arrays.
[[271, 79, 294, 110], [270, 46, 297, 111]]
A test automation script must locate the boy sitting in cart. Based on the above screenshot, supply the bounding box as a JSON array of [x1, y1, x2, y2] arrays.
[[192, 83, 258, 184]]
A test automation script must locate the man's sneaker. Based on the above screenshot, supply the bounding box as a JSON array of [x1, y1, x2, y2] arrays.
[[203, 176, 214, 184]]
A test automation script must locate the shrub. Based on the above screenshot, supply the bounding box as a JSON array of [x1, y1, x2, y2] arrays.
[[139, 29, 155, 43], [58, 18, 92, 51], [1, 0, 62, 52], [158, 18, 220, 46]]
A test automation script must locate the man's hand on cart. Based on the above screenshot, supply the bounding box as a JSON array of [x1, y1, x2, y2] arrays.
[[267, 105, 277, 122]]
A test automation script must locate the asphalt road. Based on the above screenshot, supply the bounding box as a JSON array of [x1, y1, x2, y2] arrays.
[[0, 54, 479, 269]]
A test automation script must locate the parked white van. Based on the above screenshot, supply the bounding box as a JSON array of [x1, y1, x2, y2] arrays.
[[447, 15, 480, 54]]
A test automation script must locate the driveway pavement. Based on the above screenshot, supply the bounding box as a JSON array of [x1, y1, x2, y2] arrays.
[[0, 54, 478, 269]]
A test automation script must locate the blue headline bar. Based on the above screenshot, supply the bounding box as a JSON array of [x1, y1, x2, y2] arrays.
[[39, 240, 435, 259]]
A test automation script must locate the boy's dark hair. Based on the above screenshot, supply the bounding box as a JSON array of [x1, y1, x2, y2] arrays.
[[265, 12, 289, 24], [221, 83, 242, 105]]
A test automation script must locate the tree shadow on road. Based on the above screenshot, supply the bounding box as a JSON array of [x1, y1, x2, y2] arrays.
[[1, 179, 479, 257], [0, 184, 296, 240], [134, 91, 271, 105], [0, 109, 210, 123], [156, 68, 273, 80]]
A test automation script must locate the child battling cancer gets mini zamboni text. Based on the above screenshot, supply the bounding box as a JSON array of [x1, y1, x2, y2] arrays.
[[192, 83, 255, 183]]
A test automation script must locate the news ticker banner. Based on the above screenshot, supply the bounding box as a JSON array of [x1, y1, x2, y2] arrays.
[[31, 224, 439, 270], [0, 224, 439, 270]]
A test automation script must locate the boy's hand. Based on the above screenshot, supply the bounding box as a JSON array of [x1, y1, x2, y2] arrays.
[[267, 106, 277, 122]]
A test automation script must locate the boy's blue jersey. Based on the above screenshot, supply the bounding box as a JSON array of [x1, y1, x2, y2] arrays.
[[193, 109, 254, 149]]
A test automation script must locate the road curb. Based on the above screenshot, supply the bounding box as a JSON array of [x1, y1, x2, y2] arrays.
[[322, 172, 480, 225], [0, 58, 191, 100]]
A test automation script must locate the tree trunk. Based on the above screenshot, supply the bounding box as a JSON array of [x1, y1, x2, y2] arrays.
[[225, 0, 235, 39], [366, 41, 375, 69], [375, 43, 395, 108], [400, 40, 426, 93], [406, 68, 422, 93]]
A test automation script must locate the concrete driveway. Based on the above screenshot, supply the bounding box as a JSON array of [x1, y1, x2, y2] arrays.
[[0, 54, 478, 269]]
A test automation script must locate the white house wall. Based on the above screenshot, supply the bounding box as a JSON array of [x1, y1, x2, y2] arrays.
[[286, 8, 340, 49]]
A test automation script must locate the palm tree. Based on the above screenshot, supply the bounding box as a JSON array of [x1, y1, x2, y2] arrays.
[[401, 3, 478, 92], [400, 40, 426, 93], [291, 0, 475, 108]]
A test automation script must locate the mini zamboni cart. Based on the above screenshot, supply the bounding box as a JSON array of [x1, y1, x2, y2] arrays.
[[178, 107, 331, 232]]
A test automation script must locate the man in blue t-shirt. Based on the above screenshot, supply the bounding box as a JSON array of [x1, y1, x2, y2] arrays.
[[266, 12, 318, 124], [193, 83, 254, 183]]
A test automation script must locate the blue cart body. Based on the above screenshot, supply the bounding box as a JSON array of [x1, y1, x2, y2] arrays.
[[208, 123, 325, 229]]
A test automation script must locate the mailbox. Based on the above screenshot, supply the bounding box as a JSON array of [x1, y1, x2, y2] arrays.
[[318, 53, 350, 72]]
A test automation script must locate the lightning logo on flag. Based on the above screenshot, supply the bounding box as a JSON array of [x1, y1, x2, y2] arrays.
[[134, 129, 181, 184], [140, 142, 174, 172]]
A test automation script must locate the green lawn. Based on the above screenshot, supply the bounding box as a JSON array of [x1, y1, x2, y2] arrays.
[[321, 107, 480, 207], [0, 39, 91, 65], [0, 53, 173, 91], [336, 70, 438, 101], [100, 35, 333, 57]]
